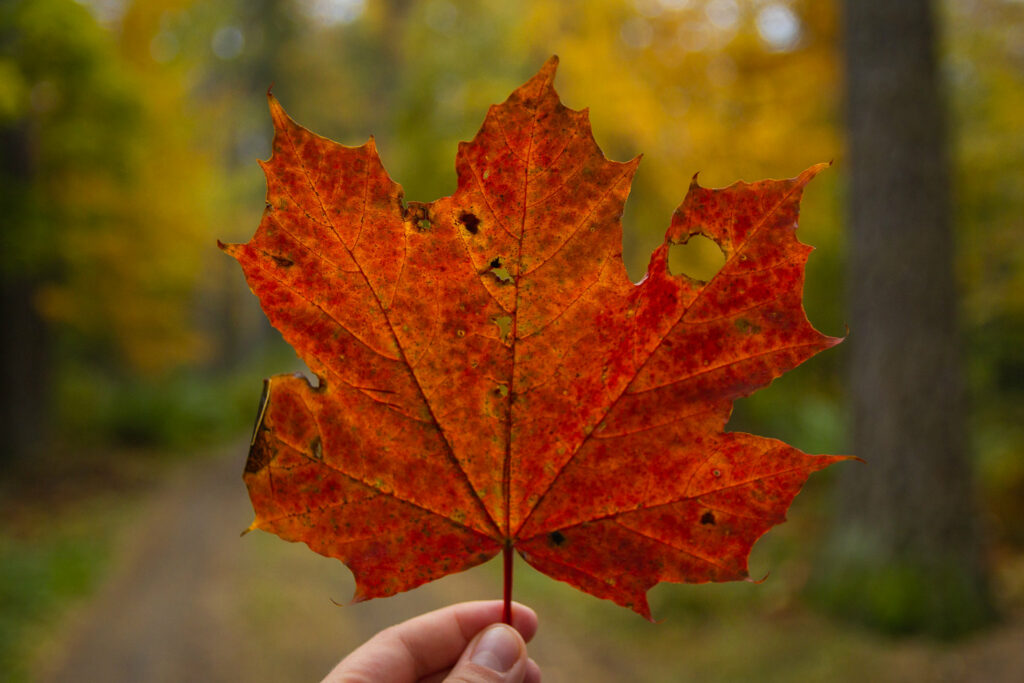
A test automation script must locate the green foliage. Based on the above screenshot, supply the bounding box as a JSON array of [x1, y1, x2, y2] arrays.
[[0, 526, 112, 682], [946, 0, 1024, 550], [57, 345, 295, 449], [1, 0, 216, 379], [808, 552, 996, 639], [0, 0, 138, 277]]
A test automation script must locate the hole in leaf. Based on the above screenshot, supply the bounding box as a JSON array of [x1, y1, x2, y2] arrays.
[[459, 211, 480, 234], [404, 200, 431, 230], [491, 314, 512, 340], [668, 234, 725, 282], [549, 530, 566, 546], [310, 435, 323, 460], [700, 511, 716, 525], [271, 255, 294, 268], [489, 256, 513, 283]]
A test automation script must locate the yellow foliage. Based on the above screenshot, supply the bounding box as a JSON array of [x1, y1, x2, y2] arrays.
[[25, 0, 217, 376]]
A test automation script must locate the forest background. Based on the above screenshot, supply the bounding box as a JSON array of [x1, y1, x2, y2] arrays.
[[1, 0, 1022, 681]]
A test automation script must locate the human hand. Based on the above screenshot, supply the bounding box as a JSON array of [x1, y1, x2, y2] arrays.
[[322, 600, 541, 683]]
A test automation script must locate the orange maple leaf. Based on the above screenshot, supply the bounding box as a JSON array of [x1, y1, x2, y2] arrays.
[[221, 57, 850, 620]]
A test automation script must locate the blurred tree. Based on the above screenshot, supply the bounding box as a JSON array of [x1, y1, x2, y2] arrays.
[[946, 0, 1024, 548], [279, 0, 843, 315], [0, 0, 140, 460], [45, 0, 212, 376], [0, 120, 49, 462], [0, 0, 217, 456], [811, 0, 994, 636], [180, 0, 303, 370]]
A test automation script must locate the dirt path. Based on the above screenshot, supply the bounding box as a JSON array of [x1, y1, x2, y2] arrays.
[[37, 443, 631, 682], [36, 441, 1024, 682]]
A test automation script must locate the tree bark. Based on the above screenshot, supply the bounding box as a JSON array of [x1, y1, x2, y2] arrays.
[[813, 0, 994, 636], [0, 125, 51, 463]]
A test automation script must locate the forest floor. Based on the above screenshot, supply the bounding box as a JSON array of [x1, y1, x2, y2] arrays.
[[21, 441, 1024, 683]]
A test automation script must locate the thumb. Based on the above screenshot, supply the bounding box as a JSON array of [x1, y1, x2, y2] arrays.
[[444, 624, 529, 683]]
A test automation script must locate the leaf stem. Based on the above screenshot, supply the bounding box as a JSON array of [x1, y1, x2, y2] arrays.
[[502, 541, 513, 625]]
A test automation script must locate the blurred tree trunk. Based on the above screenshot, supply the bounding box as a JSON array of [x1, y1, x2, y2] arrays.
[[813, 0, 994, 636], [0, 278, 50, 462], [0, 126, 50, 463]]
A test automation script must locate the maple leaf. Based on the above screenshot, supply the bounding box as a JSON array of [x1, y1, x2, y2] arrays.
[[221, 57, 850, 620]]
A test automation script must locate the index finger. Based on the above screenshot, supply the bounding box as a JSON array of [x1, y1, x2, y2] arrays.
[[323, 601, 538, 682]]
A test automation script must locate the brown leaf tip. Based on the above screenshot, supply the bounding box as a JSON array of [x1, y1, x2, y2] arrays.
[[540, 54, 559, 79], [796, 161, 831, 187], [266, 93, 296, 136], [515, 55, 560, 105]]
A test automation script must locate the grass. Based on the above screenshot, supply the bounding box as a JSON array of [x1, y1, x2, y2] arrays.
[[0, 348, 293, 681], [0, 340, 298, 677], [0, 492, 130, 682]]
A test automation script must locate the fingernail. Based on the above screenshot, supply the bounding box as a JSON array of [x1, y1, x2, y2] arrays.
[[470, 625, 521, 673]]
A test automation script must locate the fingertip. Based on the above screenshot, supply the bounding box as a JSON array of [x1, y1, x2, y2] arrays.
[[449, 600, 538, 643], [525, 657, 542, 683], [468, 625, 525, 673], [509, 602, 539, 642], [510, 601, 537, 621]]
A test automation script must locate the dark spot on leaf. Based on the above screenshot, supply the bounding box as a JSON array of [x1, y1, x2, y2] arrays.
[[271, 255, 294, 268], [488, 256, 513, 283], [712, 469, 722, 478], [700, 511, 716, 525], [549, 530, 566, 546], [245, 434, 273, 474], [460, 211, 480, 234], [734, 318, 761, 334], [310, 435, 323, 460]]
